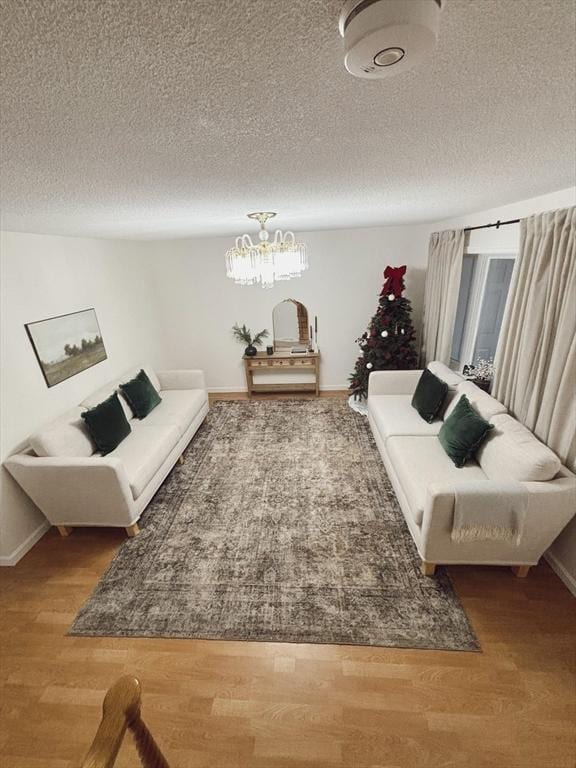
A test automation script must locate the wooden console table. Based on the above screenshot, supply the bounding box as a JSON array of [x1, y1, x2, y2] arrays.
[[243, 351, 320, 397]]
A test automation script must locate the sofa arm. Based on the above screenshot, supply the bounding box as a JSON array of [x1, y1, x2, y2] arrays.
[[368, 369, 422, 397], [4, 453, 136, 527], [157, 369, 206, 391], [420, 477, 576, 562]]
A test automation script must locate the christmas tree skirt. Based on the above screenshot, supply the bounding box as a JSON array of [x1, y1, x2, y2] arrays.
[[71, 399, 478, 652], [348, 394, 368, 415]]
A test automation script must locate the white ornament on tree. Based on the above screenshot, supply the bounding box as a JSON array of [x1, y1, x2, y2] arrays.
[[380, 330, 388, 337], [400, 328, 405, 335], [366, 362, 373, 370], [387, 293, 395, 301]]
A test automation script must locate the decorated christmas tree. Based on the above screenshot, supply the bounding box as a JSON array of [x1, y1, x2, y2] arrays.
[[349, 265, 418, 400]]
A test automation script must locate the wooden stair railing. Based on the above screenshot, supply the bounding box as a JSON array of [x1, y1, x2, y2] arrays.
[[81, 676, 170, 768]]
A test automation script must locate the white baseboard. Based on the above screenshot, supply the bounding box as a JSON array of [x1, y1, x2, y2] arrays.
[[0, 520, 50, 567], [545, 551, 576, 596]]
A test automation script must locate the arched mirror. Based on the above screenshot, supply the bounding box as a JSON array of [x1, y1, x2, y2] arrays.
[[272, 299, 309, 351]]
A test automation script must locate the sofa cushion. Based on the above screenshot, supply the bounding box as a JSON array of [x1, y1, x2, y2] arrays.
[[369, 395, 443, 440], [427, 361, 464, 388], [477, 414, 561, 482], [81, 378, 133, 422], [107, 423, 180, 499], [386, 435, 488, 526], [30, 407, 95, 457], [438, 394, 494, 468], [120, 369, 162, 419], [444, 380, 507, 421], [81, 393, 132, 456], [79, 366, 160, 423], [411, 369, 448, 423], [142, 390, 208, 436], [427, 361, 465, 415], [119, 364, 161, 393]]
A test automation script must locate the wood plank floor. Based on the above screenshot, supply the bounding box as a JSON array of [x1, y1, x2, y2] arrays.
[[0, 392, 574, 768]]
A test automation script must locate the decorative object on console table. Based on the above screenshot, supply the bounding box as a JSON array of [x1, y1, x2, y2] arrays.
[[231, 323, 269, 357], [463, 359, 494, 393], [349, 265, 418, 402], [266, 346, 274, 355], [25, 308, 107, 387], [272, 299, 310, 352], [243, 351, 320, 397]]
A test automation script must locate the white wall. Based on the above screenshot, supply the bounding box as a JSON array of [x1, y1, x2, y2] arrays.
[[430, 187, 575, 252], [431, 186, 576, 594], [143, 225, 430, 391], [0, 231, 163, 564]]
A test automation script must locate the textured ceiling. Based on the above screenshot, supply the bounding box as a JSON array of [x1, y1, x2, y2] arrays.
[[1, 0, 575, 239]]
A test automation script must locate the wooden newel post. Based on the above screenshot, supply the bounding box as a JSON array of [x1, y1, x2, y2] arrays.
[[81, 676, 170, 768]]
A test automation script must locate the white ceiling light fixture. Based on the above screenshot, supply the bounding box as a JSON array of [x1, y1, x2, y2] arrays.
[[339, 0, 442, 79], [225, 212, 308, 289]]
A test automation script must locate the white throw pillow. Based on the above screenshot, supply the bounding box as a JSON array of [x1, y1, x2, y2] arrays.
[[444, 380, 507, 422], [477, 413, 561, 482], [30, 407, 95, 457], [427, 361, 464, 388], [427, 361, 465, 415]]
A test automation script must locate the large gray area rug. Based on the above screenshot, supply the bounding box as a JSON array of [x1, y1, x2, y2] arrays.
[[71, 399, 478, 651]]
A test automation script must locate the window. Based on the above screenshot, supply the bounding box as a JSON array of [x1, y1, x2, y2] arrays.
[[451, 254, 516, 370]]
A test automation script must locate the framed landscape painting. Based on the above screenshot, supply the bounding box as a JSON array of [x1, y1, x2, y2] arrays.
[[25, 308, 107, 387]]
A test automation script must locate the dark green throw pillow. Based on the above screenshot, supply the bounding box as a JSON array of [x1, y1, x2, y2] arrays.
[[411, 368, 448, 423], [119, 369, 162, 419], [81, 393, 131, 455], [438, 394, 493, 468]]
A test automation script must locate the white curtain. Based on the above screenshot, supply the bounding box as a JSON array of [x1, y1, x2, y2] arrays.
[[421, 229, 465, 365], [493, 207, 576, 470]]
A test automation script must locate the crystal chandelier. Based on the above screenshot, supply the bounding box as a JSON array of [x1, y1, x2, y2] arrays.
[[225, 212, 308, 288]]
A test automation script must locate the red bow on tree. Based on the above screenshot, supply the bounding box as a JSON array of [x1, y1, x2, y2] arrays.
[[380, 265, 406, 298]]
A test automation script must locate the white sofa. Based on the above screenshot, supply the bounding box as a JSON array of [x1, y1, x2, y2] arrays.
[[368, 362, 576, 577], [5, 365, 208, 537]]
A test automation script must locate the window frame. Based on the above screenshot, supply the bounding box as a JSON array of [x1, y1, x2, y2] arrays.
[[451, 253, 516, 372]]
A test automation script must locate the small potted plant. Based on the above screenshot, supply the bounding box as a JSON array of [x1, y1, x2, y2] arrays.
[[463, 358, 494, 392], [232, 323, 269, 357]]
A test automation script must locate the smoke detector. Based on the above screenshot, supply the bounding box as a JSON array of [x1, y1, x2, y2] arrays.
[[339, 0, 442, 79]]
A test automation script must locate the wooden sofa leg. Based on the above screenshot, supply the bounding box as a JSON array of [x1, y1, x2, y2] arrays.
[[421, 561, 437, 577], [57, 525, 73, 537], [511, 565, 530, 578], [178, 453, 185, 465], [125, 523, 140, 538]]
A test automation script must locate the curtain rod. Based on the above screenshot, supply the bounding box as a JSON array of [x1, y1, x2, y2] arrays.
[[464, 218, 520, 233]]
